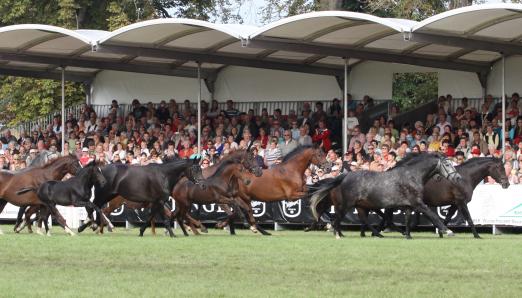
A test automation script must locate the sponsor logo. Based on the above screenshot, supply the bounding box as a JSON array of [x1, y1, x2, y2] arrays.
[[110, 206, 124, 216], [251, 201, 266, 217], [282, 200, 301, 218], [500, 203, 522, 218], [437, 206, 458, 219], [202, 204, 226, 213]]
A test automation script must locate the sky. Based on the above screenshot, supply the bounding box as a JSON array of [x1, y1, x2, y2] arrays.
[[237, 0, 514, 26]]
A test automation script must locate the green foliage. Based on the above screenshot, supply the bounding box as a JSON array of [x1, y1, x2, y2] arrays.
[[392, 72, 438, 110]]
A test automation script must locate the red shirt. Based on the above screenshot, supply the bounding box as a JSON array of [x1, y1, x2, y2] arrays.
[[312, 128, 331, 152]]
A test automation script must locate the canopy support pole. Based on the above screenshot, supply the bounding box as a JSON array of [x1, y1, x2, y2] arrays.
[[343, 58, 348, 154], [61, 67, 65, 155], [502, 54, 506, 159], [197, 62, 202, 155]]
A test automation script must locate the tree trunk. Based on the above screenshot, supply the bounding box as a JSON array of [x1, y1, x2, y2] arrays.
[[318, 0, 343, 11], [449, 0, 473, 9]]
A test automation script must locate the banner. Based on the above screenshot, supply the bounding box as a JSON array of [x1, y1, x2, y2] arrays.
[[1, 185, 521, 227]]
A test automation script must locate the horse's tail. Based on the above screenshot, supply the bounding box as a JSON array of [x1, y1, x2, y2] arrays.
[[16, 187, 37, 195], [309, 173, 346, 221]]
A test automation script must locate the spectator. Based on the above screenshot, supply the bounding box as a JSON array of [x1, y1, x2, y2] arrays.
[[312, 120, 331, 152], [278, 130, 298, 157], [264, 139, 282, 168]]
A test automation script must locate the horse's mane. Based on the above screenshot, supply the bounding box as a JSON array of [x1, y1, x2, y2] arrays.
[[459, 156, 501, 167], [208, 158, 237, 178], [222, 149, 248, 162], [18, 155, 78, 173], [282, 145, 313, 163], [392, 152, 440, 169]]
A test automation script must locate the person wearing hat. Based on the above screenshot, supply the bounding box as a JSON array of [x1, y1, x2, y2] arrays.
[[469, 146, 483, 159], [79, 147, 92, 166]]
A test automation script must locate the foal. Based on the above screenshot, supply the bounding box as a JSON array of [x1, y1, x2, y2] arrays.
[[17, 162, 112, 236]]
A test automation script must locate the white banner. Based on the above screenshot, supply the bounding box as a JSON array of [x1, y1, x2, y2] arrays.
[[0, 204, 87, 229], [468, 184, 522, 226]]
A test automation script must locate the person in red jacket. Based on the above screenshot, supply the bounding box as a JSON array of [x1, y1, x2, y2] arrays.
[[312, 120, 331, 152]]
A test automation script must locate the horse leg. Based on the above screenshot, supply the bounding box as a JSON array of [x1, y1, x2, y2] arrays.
[[14, 205, 27, 232], [78, 204, 96, 233], [404, 208, 413, 239], [415, 203, 453, 237], [0, 199, 7, 235], [458, 204, 480, 239], [358, 208, 383, 238], [173, 205, 190, 237], [47, 204, 76, 236], [185, 213, 206, 234], [157, 201, 175, 238], [15, 205, 37, 233], [333, 208, 346, 239], [39, 207, 51, 236]]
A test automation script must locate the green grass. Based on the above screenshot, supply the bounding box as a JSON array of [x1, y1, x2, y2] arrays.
[[1, 225, 521, 298]]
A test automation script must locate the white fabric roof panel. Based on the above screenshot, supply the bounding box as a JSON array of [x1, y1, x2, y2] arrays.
[[1, 4, 522, 86]]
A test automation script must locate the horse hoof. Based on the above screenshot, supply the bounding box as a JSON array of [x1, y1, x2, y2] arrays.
[[36, 229, 45, 236], [360, 233, 366, 237], [249, 226, 259, 233], [405, 235, 412, 240], [0, 229, 4, 235], [372, 233, 384, 238], [446, 229, 455, 237], [335, 234, 341, 240], [474, 235, 482, 239], [46, 232, 52, 237]]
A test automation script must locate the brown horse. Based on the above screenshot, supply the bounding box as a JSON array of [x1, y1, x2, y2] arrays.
[[171, 149, 263, 236], [220, 145, 329, 235], [0, 155, 81, 235]]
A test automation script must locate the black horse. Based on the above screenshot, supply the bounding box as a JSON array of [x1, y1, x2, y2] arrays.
[[16, 161, 110, 236], [380, 157, 509, 239], [309, 152, 462, 239], [79, 158, 204, 237]]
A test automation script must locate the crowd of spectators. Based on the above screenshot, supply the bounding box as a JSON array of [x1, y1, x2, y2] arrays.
[[1, 92, 521, 186]]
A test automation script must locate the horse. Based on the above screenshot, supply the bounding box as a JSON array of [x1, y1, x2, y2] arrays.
[[309, 152, 462, 239], [16, 161, 111, 236], [0, 155, 81, 235], [217, 145, 329, 235], [171, 149, 263, 236], [78, 158, 204, 237], [379, 157, 509, 239], [86, 150, 257, 235]]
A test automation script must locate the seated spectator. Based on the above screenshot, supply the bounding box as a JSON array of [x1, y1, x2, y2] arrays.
[[278, 130, 298, 157], [264, 139, 282, 168]]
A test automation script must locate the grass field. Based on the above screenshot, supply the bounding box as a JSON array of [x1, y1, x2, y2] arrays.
[[1, 225, 521, 297]]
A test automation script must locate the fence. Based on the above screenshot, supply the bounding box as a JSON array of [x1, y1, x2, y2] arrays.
[[9, 97, 499, 136]]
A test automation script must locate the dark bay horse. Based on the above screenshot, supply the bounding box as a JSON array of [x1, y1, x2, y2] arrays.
[[16, 162, 110, 236], [309, 153, 462, 239], [0, 155, 81, 234], [171, 150, 263, 236], [79, 158, 203, 237], [221, 145, 329, 235]]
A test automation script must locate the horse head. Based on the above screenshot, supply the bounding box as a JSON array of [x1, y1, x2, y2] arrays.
[[243, 149, 263, 177], [488, 157, 510, 189], [85, 161, 107, 188], [433, 153, 462, 184], [311, 146, 331, 172]]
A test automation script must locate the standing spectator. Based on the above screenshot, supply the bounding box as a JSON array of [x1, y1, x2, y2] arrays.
[[312, 120, 331, 152], [224, 100, 239, 118]]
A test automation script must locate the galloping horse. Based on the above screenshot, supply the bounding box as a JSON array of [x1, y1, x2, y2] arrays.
[[218, 146, 329, 235], [380, 157, 509, 238], [0, 155, 81, 235], [171, 149, 263, 236], [309, 152, 462, 239], [16, 161, 111, 236], [79, 158, 203, 237]]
